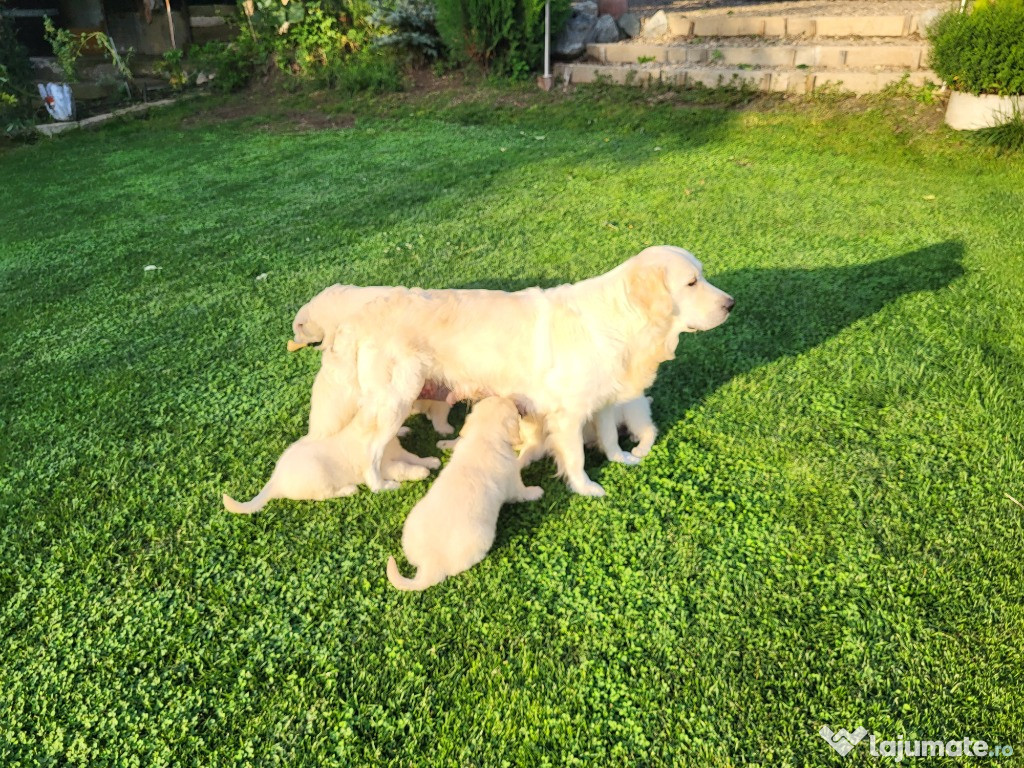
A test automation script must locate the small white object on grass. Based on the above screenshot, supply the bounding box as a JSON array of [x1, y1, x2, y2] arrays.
[[143, 265, 161, 271], [255, 272, 269, 282]]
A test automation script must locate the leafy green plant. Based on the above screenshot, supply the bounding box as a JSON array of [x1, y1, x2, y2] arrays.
[[928, 0, 1024, 95], [42, 16, 133, 84], [155, 49, 190, 90], [434, 0, 570, 75], [189, 34, 266, 92]]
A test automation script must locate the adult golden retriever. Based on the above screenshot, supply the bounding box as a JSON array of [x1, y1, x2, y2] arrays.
[[293, 246, 734, 496]]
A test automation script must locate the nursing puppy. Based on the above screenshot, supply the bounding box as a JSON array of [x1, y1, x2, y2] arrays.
[[517, 396, 657, 468], [386, 397, 543, 592], [223, 428, 439, 515]]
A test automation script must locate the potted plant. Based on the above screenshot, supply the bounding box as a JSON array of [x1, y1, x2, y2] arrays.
[[928, 0, 1024, 130]]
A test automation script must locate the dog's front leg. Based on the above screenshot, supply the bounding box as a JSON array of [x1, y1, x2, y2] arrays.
[[547, 413, 605, 497], [507, 470, 544, 503]]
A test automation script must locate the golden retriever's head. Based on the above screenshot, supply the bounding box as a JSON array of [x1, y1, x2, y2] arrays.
[[630, 246, 734, 334], [467, 397, 523, 445]]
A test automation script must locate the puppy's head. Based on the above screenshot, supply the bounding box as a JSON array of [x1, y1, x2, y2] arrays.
[[630, 246, 735, 334], [467, 397, 522, 445]]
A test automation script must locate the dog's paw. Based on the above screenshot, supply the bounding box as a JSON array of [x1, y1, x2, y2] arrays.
[[421, 456, 441, 470], [436, 438, 460, 450], [521, 485, 544, 502], [406, 466, 431, 481], [571, 479, 606, 497], [377, 480, 401, 492], [609, 451, 641, 466], [396, 426, 411, 437], [434, 422, 455, 435], [336, 485, 359, 497]]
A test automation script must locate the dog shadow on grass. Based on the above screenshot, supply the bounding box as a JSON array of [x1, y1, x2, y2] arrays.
[[482, 240, 965, 552]]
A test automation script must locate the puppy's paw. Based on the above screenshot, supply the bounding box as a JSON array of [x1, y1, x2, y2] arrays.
[[609, 451, 641, 466], [436, 438, 460, 450], [421, 456, 442, 470], [631, 444, 652, 459], [377, 480, 401, 492], [433, 422, 455, 435], [571, 479, 606, 497], [406, 466, 431, 481], [336, 485, 359, 497], [521, 486, 544, 502], [396, 426, 411, 437]]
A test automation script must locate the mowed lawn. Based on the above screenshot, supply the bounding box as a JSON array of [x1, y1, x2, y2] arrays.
[[1, 87, 1022, 767]]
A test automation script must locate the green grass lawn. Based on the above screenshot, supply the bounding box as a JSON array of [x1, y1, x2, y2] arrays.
[[1, 85, 1023, 767]]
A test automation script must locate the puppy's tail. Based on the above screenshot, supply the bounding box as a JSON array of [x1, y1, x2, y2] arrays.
[[222, 485, 272, 515], [386, 556, 445, 592]]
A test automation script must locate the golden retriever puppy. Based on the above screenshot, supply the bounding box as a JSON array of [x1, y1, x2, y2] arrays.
[[305, 245, 733, 495], [517, 396, 657, 468], [386, 397, 543, 592], [222, 428, 439, 515]]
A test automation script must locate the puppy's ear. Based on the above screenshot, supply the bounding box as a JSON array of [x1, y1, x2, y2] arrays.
[[627, 264, 674, 323]]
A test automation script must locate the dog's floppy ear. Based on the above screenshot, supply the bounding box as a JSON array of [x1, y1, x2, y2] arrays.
[[627, 264, 674, 323]]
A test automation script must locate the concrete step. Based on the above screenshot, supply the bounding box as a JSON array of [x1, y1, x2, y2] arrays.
[[657, 9, 941, 38], [554, 61, 938, 95], [588, 39, 931, 70]]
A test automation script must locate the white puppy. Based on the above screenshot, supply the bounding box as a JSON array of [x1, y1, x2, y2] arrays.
[[223, 428, 439, 515], [517, 395, 657, 468], [386, 397, 543, 592]]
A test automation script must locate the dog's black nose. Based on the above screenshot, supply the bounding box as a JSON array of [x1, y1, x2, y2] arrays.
[[724, 296, 736, 312]]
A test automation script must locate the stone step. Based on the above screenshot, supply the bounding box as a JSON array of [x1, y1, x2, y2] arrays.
[[554, 61, 938, 95], [588, 39, 930, 70], [655, 10, 939, 38]]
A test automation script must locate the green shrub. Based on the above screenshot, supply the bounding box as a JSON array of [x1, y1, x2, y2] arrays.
[[320, 45, 403, 92], [1, 2, 35, 127], [369, 0, 446, 63], [928, 1, 1024, 95], [435, 0, 569, 76], [190, 33, 267, 92]]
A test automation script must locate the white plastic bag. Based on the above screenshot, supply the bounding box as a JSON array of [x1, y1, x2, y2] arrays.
[[37, 83, 75, 122]]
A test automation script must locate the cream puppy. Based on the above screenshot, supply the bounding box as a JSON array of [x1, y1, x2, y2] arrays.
[[387, 397, 543, 592], [517, 396, 657, 468], [223, 428, 439, 515]]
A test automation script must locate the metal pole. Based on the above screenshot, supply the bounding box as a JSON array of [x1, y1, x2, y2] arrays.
[[538, 1, 553, 90]]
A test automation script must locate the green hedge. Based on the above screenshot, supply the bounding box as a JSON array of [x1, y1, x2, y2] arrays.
[[435, 0, 569, 76], [928, 1, 1024, 96]]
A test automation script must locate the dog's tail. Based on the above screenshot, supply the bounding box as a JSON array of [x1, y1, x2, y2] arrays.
[[386, 556, 445, 591], [222, 485, 273, 515]]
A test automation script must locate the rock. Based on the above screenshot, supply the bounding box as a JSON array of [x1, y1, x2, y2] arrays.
[[555, 1, 599, 59], [594, 14, 621, 43], [617, 11, 641, 38], [642, 9, 669, 38]]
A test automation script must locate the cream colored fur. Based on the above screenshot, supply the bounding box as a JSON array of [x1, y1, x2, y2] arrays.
[[297, 245, 733, 496], [386, 398, 543, 592], [222, 427, 439, 515]]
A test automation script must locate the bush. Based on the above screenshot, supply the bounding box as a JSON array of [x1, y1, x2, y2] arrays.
[[189, 32, 267, 92], [928, 1, 1024, 95], [1, 2, 37, 131], [434, 0, 569, 76], [369, 0, 446, 63]]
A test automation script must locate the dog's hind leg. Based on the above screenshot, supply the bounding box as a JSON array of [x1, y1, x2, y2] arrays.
[[356, 342, 426, 491], [594, 406, 640, 466], [622, 396, 657, 458], [546, 413, 605, 497]]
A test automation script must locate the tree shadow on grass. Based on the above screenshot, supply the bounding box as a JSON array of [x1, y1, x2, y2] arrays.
[[489, 240, 965, 550]]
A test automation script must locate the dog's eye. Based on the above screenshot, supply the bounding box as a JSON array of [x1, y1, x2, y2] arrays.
[[688, 278, 698, 286]]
